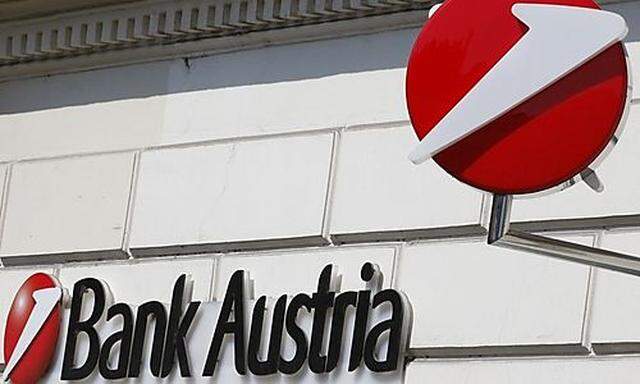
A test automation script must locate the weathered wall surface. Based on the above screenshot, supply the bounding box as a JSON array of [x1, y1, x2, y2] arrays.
[[1, 0, 640, 381]]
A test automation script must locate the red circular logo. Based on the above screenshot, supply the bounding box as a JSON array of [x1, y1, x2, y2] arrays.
[[406, 0, 629, 194], [4, 273, 62, 384]]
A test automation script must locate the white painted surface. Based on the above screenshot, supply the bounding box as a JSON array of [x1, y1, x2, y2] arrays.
[[628, 42, 640, 100], [58, 257, 215, 305], [0, 152, 135, 259], [0, 3, 638, 380], [0, 267, 55, 364], [161, 68, 407, 147], [214, 246, 396, 299], [405, 356, 640, 383], [589, 231, 640, 343], [409, 4, 628, 163], [0, 97, 167, 163], [511, 103, 640, 221], [397, 236, 593, 347], [604, 0, 640, 43], [129, 134, 333, 249], [0, 28, 415, 162], [330, 126, 483, 236]]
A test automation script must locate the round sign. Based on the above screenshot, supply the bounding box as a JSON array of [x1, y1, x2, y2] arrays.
[[4, 273, 62, 384], [406, 0, 629, 195]]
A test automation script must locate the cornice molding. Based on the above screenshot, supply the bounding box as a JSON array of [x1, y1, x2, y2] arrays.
[[0, 0, 142, 23], [0, 0, 631, 81], [0, 0, 433, 80]]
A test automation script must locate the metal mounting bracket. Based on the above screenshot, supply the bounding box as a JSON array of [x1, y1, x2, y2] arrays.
[[488, 194, 640, 277]]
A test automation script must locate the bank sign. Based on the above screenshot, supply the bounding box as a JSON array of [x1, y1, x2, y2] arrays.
[[2, 0, 632, 382], [3, 263, 410, 383], [407, 0, 629, 195]]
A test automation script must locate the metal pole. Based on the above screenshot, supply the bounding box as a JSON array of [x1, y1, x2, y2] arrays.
[[488, 194, 640, 277]]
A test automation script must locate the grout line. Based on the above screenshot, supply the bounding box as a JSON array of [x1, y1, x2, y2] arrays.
[[0, 124, 345, 166], [580, 231, 604, 351], [0, 223, 634, 269], [390, 243, 404, 290], [1, 147, 143, 165], [407, 344, 590, 360], [406, 349, 640, 364], [139, 125, 343, 152], [211, 254, 224, 301], [121, 150, 142, 259], [344, 120, 411, 132], [0, 163, 15, 269], [0, 118, 418, 169], [52, 265, 61, 279], [207, 255, 218, 302], [0, 226, 609, 269], [320, 129, 342, 244]]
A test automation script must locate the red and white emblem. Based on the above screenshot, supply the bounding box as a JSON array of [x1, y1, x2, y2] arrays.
[[406, 0, 630, 194], [3, 273, 63, 384]]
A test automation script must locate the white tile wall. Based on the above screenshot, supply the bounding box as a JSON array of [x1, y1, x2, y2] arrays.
[[0, 69, 406, 163], [213, 246, 396, 300], [397, 236, 594, 348], [0, 59, 173, 162], [0, 28, 416, 162], [162, 69, 407, 147], [330, 126, 484, 238], [0, 97, 166, 163], [0, 162, 6, 208], [0, 152, 135, 260], [511, 104, 640, 222], [589, 230, 640, 343], [0, 267, 56, 364], [0, 8, 638, 378], [129, 134, 333, 253], [628, 42, 640, 101], [161, 27, 413, 144], [58, 257, 214, 305], [405, 356, 640, 383]]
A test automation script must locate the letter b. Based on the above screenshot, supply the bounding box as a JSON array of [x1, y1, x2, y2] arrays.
[[61, 278, 106, 380]]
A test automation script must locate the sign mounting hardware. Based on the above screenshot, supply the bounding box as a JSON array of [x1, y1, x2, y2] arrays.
[[406, 0, 640, 275]]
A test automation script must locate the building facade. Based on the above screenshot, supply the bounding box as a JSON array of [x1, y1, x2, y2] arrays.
[[0, 0, 640, 381]]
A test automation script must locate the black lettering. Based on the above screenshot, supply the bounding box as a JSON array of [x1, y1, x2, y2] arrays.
[[248, 295, 286, 375], [326, 291, 357, 372], [128, 301, 167, 377], [279, 293, 312, 374], [61, 278, 106, 380], [348, 290, 371, 371], [161, 275, 201, 377], [308, 265, 335, 374], [99, 303, 133, 379], [364, 290, 404, 372], [203, 271, 247, 376]]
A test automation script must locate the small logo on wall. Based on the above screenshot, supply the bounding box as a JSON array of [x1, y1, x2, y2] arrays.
[[406, 0, 630, 194], [3, 273, 63, 384]]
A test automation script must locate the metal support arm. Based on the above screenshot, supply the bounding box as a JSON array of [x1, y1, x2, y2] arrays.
[[488, 194, 640, 277]]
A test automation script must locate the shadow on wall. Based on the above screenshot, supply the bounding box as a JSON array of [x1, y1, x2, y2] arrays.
[[605, 1, 640, 42], [0, 27, 420, 115], [1, 0, 637, 116]]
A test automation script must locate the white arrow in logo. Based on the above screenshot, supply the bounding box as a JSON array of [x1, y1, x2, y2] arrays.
[[2, 287, 61, 382], [409, 3, 628, 164]]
